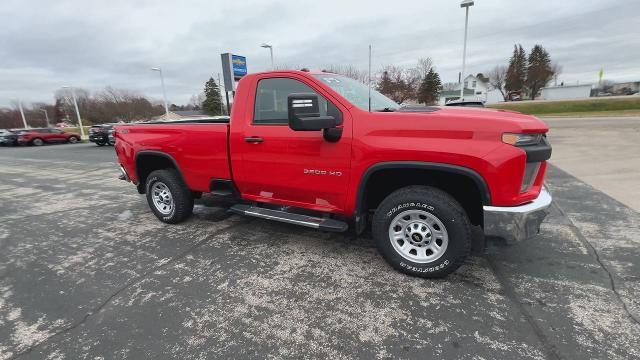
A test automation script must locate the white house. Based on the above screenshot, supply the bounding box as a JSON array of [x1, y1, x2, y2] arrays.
[[438, 74, 496, 105], [463, 74, 489, 98]]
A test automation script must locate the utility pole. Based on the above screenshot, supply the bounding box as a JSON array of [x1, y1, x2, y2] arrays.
[[41, 109, 50, 127], [459, 0, 474, 101], [62, 86, 86, 139], [17, 100, 28, 129]]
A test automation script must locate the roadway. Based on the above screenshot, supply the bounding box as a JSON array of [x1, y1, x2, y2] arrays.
[[0, 134, 638, 359]]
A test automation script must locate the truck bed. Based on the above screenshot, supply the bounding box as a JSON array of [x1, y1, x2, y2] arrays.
[[115, 121, 231, 192]]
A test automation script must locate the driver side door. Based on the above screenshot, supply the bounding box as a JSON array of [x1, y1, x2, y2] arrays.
[[233, 76, 353, 213]]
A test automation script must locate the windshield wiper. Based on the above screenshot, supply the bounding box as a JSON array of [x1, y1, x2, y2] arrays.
[[376, 107, 396, 112]]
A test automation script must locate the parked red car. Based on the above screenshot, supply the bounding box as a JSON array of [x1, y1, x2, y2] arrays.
[[17, 128, 81, 146], [115, 70, 552, 278]]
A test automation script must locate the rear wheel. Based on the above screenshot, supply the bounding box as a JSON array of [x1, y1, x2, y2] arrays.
[[372, 186, 472, 278], [68, 136, 79, 144], [31, 138, 44, 146], [145, 169, 193, 224]]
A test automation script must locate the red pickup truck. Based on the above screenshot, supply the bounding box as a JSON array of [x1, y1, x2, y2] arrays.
[[115, 70, 552, 278]]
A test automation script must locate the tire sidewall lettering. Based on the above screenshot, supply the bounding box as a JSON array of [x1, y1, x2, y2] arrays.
[[399, 259, 450, 273], [386, 202, 435, 218]]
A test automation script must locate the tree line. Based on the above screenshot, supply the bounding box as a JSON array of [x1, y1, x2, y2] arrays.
[[0, 87, 165, 129]]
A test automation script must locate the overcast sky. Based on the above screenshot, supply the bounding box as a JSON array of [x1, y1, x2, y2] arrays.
[[1, 0, 639, 107]]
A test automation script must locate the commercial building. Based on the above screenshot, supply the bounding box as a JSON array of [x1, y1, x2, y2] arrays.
[[540, 84, 592, 100]]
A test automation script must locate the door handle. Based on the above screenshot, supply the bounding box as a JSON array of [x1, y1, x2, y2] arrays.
[[244, 136, 264, 143]]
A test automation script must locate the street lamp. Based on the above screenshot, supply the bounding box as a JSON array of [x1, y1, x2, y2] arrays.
[[62, 86, 86, 140], [41, 109, 50, 127], [261, 43, 274, 70], [459, 0, 474, 101], [151, 67, 170, 118]]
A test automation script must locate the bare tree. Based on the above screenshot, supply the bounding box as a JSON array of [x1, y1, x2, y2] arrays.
[[375, 58, 436, 104], [415, 57, 434, 78], [377, 65, 415, 104], [441, 82, 459, 91], [0, 107, 23, 129], [190, 93, 205, 109], [323, 64, 369, 83], [487, 65, 508, 101]]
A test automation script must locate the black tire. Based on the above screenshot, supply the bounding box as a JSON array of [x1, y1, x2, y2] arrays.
[[372, 186, 472, 278], [145, 169, 193, 224], [68, 136, 79, 144], [31, 138, 44, 146], [95, 140, 106, 146]]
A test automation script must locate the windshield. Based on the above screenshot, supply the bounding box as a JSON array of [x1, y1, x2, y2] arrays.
[[314, 74, 400, 112]]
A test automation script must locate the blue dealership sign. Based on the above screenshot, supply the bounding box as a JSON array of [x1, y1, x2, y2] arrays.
[[231, 55, 247, 79]]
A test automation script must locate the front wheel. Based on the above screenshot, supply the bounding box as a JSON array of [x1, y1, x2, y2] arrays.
[[372, 186, 472, 278], [68, 136, 79, 144], [145, 169, 193, 224]]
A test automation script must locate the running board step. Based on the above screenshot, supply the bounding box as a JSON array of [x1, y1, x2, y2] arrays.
[[229, 204, 348, 232]]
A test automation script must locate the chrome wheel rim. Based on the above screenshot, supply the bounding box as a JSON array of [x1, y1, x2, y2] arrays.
[[388, 209, 449, 264], [151, 182, 173, 215], [69, 137, 78, 143], [33, 139, 43, 146]]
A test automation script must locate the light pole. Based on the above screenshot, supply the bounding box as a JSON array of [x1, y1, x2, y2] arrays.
[[261, 43, 274, 70], [17, 100, 28, 129], [41, 109, 50, 127], [459, 0, 474, 101], [151, 67, 170, 118], [62, 86, 86, 140]]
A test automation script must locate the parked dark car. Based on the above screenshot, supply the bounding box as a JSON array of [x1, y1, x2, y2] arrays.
[[89, 124, 115, 146], [16, 128, 81, 146], [0, 129, 19, 146]]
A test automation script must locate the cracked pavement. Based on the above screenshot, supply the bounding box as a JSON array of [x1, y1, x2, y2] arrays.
[[0, 143, 639, 359]]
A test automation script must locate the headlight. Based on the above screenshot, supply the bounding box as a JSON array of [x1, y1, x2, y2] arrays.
[[502, 133, 543, 146]]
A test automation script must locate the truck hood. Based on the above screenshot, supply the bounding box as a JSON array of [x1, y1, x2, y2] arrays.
[[386, 106, 548, 134]]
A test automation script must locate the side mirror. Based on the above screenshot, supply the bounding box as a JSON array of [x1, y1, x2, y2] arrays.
[[288, 93, 336, 131]]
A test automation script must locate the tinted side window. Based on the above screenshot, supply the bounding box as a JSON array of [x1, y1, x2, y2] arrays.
[[253, 78, 339, 125]]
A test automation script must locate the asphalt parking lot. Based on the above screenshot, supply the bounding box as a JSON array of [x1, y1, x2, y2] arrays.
[[0, 135, 639, 359]]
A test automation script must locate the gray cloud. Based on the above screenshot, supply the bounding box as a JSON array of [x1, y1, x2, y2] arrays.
[[1, 0, 639, 106]]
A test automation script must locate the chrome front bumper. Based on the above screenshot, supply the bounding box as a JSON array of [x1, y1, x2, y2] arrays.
[[483, 188, 552, 242]]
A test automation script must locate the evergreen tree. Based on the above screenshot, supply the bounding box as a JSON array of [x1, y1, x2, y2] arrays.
[[526, 44, 554, 100], [201, 77, 224, 115], [417, 68, 442, 105], [376, 70, 394, 99], [505, 44, 527, 93]]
